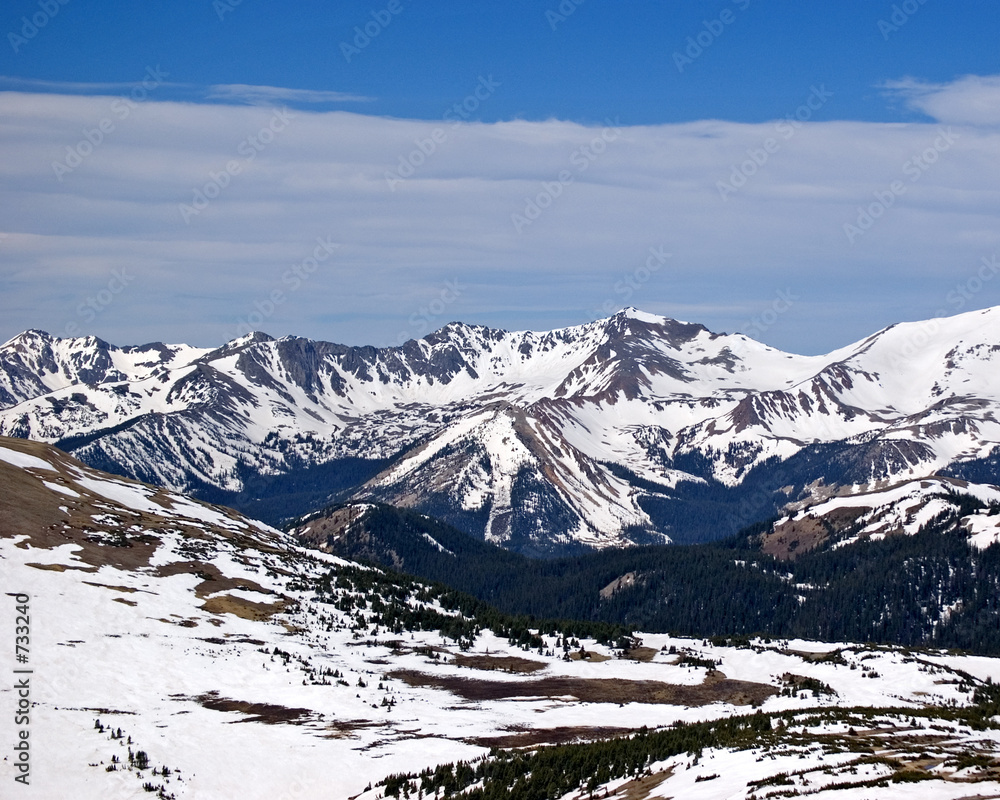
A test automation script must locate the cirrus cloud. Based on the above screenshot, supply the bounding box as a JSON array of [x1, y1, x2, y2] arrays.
[[1, 76, 999, 354]]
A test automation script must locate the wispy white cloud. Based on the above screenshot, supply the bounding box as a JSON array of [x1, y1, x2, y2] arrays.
[[0, 75, 182, 94], [1, 76, 999, 354], [883, 74, 1000, 127], [0, 77, 369, 107], [205, 84, 371, 106]]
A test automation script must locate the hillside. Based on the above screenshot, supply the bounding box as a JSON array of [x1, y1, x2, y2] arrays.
[[6, 436, 1000, 797], [300, 493, 1000, 653]]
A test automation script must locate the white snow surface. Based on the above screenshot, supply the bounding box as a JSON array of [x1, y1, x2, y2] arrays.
[[0, 446, 56, 471], [3, 305, 1000, 550], [778, 475, 1000, 550], [5, 441, 1000, 798]]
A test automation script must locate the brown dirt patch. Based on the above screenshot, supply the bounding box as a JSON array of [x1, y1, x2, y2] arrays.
[[600, 571, 639, 599], [761, 516, 827, 560], [783, 648, 842, 663], [467, 725, 633, 748], [26, 562, 97, 572], [569, 650, 611, 663], [391, 670, 777, 707], [321, 720, 385, 739], [156, 617, 198, 627], [200, 594, 289, 621], [295, 506, 366, 551], [188, 691, 312, 725], [622, 647, 659, 662], [199, 636, 266, 646], [453, 654, 547, 674], [0, 441, 161, 570], [152, 560, 273, 599], [617, 768, 675, 800], [112, 597, 137, 606], [83, 581, 139, 593]]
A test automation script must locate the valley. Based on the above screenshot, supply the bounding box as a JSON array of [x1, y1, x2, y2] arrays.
[[4, 306, 1000, 798], [4, 436, 1000, 798], [3, 307, 1000, 556]]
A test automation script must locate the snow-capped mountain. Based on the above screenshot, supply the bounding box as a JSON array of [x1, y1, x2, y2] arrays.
[[2, 306, 999, 554], [759, 474, 1000, 559]]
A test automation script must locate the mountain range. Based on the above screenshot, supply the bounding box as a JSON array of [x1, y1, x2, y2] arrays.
[[2, 306, 999, 556]]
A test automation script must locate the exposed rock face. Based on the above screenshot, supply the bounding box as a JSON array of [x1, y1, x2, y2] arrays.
[[2, 305, 1000, 554]]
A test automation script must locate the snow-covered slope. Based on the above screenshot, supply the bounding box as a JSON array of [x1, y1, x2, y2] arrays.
[[761, 474, 1000, 559], [5, 435, 1000, 798], [2, 306, 999, 553]]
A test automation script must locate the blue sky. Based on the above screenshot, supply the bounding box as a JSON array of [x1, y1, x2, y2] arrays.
[[1, 0, 999, 353]]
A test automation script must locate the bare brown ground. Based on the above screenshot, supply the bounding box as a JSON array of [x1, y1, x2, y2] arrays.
[[614, 767, 675, 800], [0, 437, 284, 576], [198, 636, 266, 645], [391, 670, 777, 706], [761, 505, 872, 560], [188, 691, 312, 725], [295, 506, 363, 550], [783, 648, 842, 662], [152, 560, 274, 599], [321, 719, 386, 739], [26, 562, 96, 572], [569, 650, 611, 663], [199, 594, 289, 621], [622, 647, 659, 662], [83, 581, 139, 593], [453, 653, 548, 674], [466, 726, 634, 748]]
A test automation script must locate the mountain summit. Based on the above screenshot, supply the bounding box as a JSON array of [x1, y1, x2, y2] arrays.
[[2, 307, 999, 554]]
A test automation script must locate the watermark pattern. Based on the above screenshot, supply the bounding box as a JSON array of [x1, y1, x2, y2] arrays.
[[274, 775, 314, 800], [232, 236, 339, 338], [178, 107, 293, 224], [7, 0, 71, 54], [716, 85, 833, 201], [511, 118, 622, 234], [712, 288, 800, 383], [545, 0, 585, 31], [385, 75, 501, 191], [340, 0, 403, 63], [842, 127, 958, 244], [11, 592, 31, 786], [877, 0, 930, 40], [52, 66, 168, 182], [386, 278, 463, 345], [946, 254, 1000, 313], [587, 246, 671, 321], [883, 254, 999, 368], [673, 0, 752, 73], [63, 268, 135, 338], [213, 0, 248, 22], [739, 288, 798, 341]]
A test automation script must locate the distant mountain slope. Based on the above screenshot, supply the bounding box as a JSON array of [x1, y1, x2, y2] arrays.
[[2, 306, 999, 553], [301, 496, 1000, 653], [760, 475, 1000, 559]]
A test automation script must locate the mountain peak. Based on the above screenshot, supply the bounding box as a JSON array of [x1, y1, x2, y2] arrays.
[[2, 329, 55, 349], [208, 330, 276, 358], [233, 330, 275, 346], [615, 307, 671, 324], [599, 307, 707, 349]]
